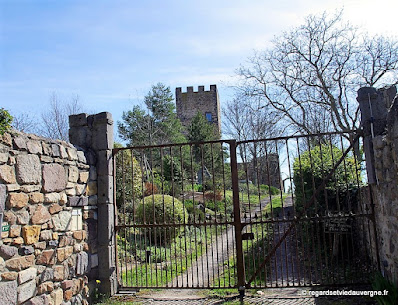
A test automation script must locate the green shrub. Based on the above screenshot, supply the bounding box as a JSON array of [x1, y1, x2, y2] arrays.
[[136, 194, 188, 244], [183, 199, 205, 222], [0, 108, 12, 135], [269, 185, 280, 195], [114, 144, 143, 209], [293, 144, 359, 215]]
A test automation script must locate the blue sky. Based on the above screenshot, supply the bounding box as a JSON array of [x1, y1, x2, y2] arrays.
[[1, 0, 397, 138]]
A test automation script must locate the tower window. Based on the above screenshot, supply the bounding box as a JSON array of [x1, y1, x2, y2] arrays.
[[205, 112, 212, 123]]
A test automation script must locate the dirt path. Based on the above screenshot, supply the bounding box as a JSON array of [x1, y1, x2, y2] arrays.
[[267, 197, 302, 287], [170, 196, 274, 288]]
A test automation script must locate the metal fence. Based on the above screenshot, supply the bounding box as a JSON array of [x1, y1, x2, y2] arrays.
[[113, 131, 378, 291]]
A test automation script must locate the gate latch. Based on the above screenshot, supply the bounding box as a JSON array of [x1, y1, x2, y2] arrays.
[[242, 232, 254, 240]]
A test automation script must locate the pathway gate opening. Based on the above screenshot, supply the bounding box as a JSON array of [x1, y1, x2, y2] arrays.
[[113, 131, 379, 292]]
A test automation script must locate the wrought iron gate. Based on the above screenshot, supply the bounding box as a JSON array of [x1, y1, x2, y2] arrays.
[[113, 131, 379, 291]]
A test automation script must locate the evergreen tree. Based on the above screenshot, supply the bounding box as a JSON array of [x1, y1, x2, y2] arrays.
[[118, 83, 186, 146]]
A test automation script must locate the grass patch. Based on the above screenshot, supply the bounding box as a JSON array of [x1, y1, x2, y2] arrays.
[[262, 194, 288, 217], [119, 224, 229, 287]]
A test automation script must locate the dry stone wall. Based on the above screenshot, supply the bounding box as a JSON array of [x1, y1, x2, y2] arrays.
[[0, 129, 99, 304], [358, 86, 398, 284]]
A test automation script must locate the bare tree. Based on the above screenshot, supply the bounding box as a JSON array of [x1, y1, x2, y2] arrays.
[[223, 94, 282, 165], [40, 92, 83, 141], [236, 10, 398, 135], [12, 112, 38, 134]]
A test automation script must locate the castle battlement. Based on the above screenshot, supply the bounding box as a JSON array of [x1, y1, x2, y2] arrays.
[[175, 85, 221, 134], [175, 85, 217, 95]]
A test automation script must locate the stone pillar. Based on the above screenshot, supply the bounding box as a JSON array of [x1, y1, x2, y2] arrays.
[[356, 86, 397, 184], [69, 112, 117, 295]]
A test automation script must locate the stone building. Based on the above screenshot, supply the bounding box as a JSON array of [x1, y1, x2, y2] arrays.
[[238, 154, 281, 190], [175, 85, 221, 134]]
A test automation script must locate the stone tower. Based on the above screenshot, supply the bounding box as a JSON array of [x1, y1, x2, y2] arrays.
[[175, 85, 221, 134]]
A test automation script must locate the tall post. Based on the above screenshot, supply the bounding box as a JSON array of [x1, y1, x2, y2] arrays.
[[229, 140, 246, 294], [92, 112, 117, 295], [357, 86, 396, 184], [69, 112, 117, 295]]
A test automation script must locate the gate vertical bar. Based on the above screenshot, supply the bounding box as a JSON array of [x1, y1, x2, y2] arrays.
[[229, 140, 245, 294]]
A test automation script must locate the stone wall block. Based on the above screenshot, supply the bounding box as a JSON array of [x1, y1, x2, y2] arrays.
[[79, 171, 89, 184], [77, 151, 87, 163], [13, 137, 27, 150], [40, 267, 54, 282], [15, 154, 41, 184], [0, 152, 8, 163], [85, 181, 97, 196], [75, 184, 86, 196], [96, 150, 113, 176], [53, 265, 66, 281], [97, 204, 114, 245], [18, 267, 37, 284], [0, 132, 12, 146], [49, 203, 62, 214], [0, 280, 17, 305], [68, 166, 79, 183], [52, 211, 72, 231], [1, 271, 18, 281], [0, 184, 6, 212], [56, 246, 73, 263], [51, 288, 64, 305], [38, 281, 54, 294], [26, 140, 43, 154], [69, 127, 91, 150], [68, 196, 88, 207], [17, 279, 36, 304], [36, 249, 56, 265], [18, 246, 34, 255], [42, 164, 66, 192], [9, 224, 21, 237], [0, 164, 16, 184], [44, 192, 60, 203], [59, 145, 68, 159], [0, 244, 18, 259], [24, 295, 49, 305], [69, 113, 88, 128], [6, 184, 20, 192], [97, 175, 113, 204], [76, 252, 89, 275], [15, 210, 29, 225], [5, 255, 35, 271], [31, 204, 51, 225], [51, 144, 60, 157], [7, 193, 28, 209], [22, 225, 41, 244], [66, 147, 78, 161], [20, 185, 41, 192]]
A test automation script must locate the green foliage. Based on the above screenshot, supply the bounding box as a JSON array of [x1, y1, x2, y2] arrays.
[[118, 83, 186, 146], [188, 111, 219, 143], [136, 195, 188, 243], [372, 273, 398, 305], [239, 183, 280, 196], [114, 144, 143, 209], [162, 155, 185, 196], [0, 108, 13, 135], [293, 144, 359, 214]]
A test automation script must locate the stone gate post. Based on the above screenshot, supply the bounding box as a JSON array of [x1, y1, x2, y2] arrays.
[[69, 112, 117, 295]]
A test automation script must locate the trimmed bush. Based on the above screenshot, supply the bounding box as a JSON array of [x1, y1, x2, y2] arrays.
[[136, 194, 188, 243]]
